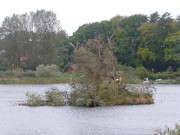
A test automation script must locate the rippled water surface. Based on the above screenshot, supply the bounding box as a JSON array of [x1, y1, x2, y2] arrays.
[[0, 84, 180, 135]]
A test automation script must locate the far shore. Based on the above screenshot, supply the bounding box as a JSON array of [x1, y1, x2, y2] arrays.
[[0, 76, 179, 84]]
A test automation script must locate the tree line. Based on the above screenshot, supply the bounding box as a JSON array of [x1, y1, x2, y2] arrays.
[[0, 10, 179, 72], [0, 10, 72, 71], [70, 12, 180, 72]]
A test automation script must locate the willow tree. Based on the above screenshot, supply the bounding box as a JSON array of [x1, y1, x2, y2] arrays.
[[69, 32, 126, 107]]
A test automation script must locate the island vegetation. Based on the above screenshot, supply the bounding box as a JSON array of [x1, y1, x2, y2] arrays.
[[22, 87, 68, 106]]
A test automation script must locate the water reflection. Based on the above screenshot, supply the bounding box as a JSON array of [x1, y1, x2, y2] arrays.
[[0, 84, 180, 135]]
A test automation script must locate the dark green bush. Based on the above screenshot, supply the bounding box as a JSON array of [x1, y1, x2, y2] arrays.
[[155, 72, 176, 79], [23, 70, 36, 77], [148, 71, 180, 81], [148, 74, 157, 80], [135, 66, 149, 79], [166, 66, 173, 73]]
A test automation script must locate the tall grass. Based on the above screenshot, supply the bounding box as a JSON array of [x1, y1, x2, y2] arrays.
[[0, 75, 72, 84], [155, 123, 180, 135]]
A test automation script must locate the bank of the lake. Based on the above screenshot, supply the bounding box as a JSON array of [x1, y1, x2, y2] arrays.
[[0, 73, 72, 84], [148, 71, 180, 84], [0, 71, 179, 84], [0, 76, 179, 84]]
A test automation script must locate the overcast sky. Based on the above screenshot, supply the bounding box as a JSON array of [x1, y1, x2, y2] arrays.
[[0, 0, 180, 35]]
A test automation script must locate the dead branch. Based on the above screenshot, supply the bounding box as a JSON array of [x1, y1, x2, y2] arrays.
[[93, 35, 113, 80], [70, 42, 80, 51], [106, 31, 117, 80], [70, 42, 76, 50]]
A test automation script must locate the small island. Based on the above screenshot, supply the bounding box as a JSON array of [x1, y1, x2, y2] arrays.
[[22, 32, 156, 107]]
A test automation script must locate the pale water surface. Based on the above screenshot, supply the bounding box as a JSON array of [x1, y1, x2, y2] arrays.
[[0, 84, 180, 135]]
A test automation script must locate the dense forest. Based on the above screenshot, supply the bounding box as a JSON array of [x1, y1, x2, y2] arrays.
[[0, 10, 179, 73]]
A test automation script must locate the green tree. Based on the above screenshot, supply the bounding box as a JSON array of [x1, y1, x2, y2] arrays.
[[70, 20, 114, 44], [137, 12, 174, 71], [2, 31, 31, 68], [114, 14, 148, 66], [31, 10, 62, 36], [0, 10, 69, 70], [149, 12, 160, 23], [137, 22, 159, 69], [164, 30, 180, 64], [157, 12, 173, 38]]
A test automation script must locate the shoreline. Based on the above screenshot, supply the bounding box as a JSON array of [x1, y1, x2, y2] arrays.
[[0, 76, 179, 84]]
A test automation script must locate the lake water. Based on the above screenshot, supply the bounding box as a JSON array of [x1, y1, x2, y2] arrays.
[[0, 84, 180, 135]]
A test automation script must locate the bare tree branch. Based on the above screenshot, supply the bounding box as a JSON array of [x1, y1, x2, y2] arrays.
[[70, 42, 80, 52], [110, 30, 117, 39], [106, 31, 117, 80], [70, 42, 76, 50]]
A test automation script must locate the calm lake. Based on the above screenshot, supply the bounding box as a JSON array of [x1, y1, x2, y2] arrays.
[[0, 84, 180, 135]]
